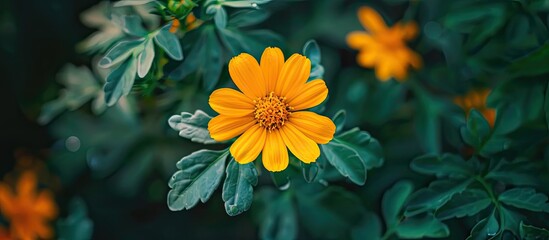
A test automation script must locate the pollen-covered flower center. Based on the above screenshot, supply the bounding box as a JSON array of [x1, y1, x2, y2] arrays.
[[253, 92, 292, 131]]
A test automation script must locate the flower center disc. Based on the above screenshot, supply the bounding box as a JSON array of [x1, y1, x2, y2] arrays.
[[253, 92, 291, 131]]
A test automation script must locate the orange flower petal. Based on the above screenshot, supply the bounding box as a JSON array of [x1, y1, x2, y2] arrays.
[[358, 6, 387, 34], [209, 88, 254, 117], [228, 53, 266, 99], [274, 54, 311, 100], [0, 183, 15, 216], [260, 47, 285, 92], [262, 130, 289, 172], [33, 220, 53, 239], [375, 59, 393, 81], [208, 115, 256, 141], [33, 190, 57, 219], [397, 22, 419, 40], [230, 125, 266, 164], [287, 79, 328, 111], [280, 124, 319, 163], [17, 171, 36, 200], [357, 50, 378, 68], [346, 31, 375, 50], [288, 111, 335, 144]]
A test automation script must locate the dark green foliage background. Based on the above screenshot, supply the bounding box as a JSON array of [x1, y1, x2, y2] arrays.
[[1, 0, 549, 239]]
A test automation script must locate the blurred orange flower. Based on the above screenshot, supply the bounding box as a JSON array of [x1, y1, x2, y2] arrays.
[[454, 89, 496, 126], [347, 7, 422, 81], [0, 171, 57, 240]]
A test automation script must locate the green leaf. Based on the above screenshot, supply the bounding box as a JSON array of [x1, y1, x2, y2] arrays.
[[410, 154, 475, 178], [113, 0, 156, 7], [228, 9, 269, 27], [137, 38, 155, 78], [415, 97, 441, 154], [382, 180, 414, 227], [168, 110, 216, 144], [332, 110, 346, 134], [545, 80, 549, 130], [436, 189, 491, 220], [303, 39, 324, 80], [351, 211, 382, 240], [39, 64, 103, 124], [98, 39, 142, 68], [300, 161, 319, 183], [57, 198, 94, 240], [508, 43, 549, 77], [335, 128, 384, 169], [461, 109, 491, 149], [218, 27, 283, 58], [499, 188, 549, 212], [486, 159, 545, 186], [120, 15, 148, 37], [103, 56, 137, 106], [321, 142, 367, 185], [499, 206, 525, 236], [154, 24, 183, 61], [220, 0, 271, 8], [297, 187, 364, 239], [395, 213, 450, 239], [222, 159, 257, 216], [207, 5, 227, 29], [167, 149, 229, 211], [406, 179, 474, 216], [520, 222, 549, 240], [254, 189, 297, 240], [170, 26, 223, 91], [466, 209, 499, 240]]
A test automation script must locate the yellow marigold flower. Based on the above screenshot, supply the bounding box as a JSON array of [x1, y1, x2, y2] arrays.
[[347, 7, 422, 81], [454, 89, 496, 127], [0, 171, 57, 240], [208, 47, 336, 172]]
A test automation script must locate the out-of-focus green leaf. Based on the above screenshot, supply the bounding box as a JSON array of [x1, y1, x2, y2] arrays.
[[98, 39, 142, 68], [486, 159, 545, 186], [207, 5, 227, 29], [77, 2, 125, 54], [406, 179, 474, 216], [498, 188, 549, 212], [351, 211, 382, 240], [137, 38, 155, 78], [436, 189, 491, 220], [508, 43, 549, 77], [466, 209, 499, 240], [415, 96, 442, 154], [410, 154, 475, 178], [297, 187, 364, 239], [228, 9, 269, 28], [219, 0, 271, 8], [520, 222, 549, 240], [167, 149, 228, 211], [461, 109, 491, 150], [254, 188, 297, 240], [121, 15, 148, 37], [222, 159, 257, 216], [103, 56, 138, 106], [545, 80, 549, 130], [113, 0, 157, 7], [168, 110, 216, 144], [395, 213, 450, 239], [219, 27, 283, 58], [57, 198, 94, 240], [39, 64, 104, 124], [170, 25, 223, 91], [154, 24, 183, 60], [382, 180, 414, 227], [300, 161, 319, 183]]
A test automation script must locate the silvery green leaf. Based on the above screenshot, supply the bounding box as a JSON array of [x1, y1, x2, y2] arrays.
[[57, 198, 94, 240], [222, 159, 257, 216], [77, 2, 125, 54], [499, 188, 549, 213], [113, 0, 157, 7], [103, 57, 138, 106], [137, 38, 155, 78], [98, 39, 143, 68], [154, 24, 183, 60], [207, 5, 227, 29], [228, 9, 270, 27], [121, 15, 148, 37], [168, 149, 229, 211], [220, 0, 271, 8], [168, 110, 216, 144]]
